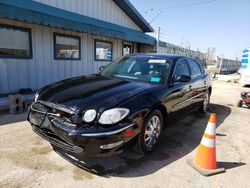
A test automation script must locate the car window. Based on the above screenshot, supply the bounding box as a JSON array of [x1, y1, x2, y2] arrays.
[[187, 59, 202, 78], [173, 59, 190, 80], [100, 56, 172, 84]]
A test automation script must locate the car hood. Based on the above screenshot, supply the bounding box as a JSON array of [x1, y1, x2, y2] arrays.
[[38, 74, 156, 114]]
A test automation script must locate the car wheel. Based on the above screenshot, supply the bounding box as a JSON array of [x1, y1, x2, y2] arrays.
[[236, 99, 243, 107], [136, 110, 163, 154], [199, 90, 210, 113]]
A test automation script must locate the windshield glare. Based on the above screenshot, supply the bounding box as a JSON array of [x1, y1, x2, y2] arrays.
[[100, 56, 171, 84]]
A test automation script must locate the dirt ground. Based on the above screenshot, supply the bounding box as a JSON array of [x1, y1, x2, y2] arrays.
[[0, 81, 250, 188]]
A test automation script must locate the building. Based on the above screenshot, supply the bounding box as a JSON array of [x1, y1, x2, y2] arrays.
[[0, 0, 155, 95], [157, 41, 207, 67]]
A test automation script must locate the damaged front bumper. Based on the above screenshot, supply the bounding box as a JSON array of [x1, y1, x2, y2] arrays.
[[27, 102, 140, 157]]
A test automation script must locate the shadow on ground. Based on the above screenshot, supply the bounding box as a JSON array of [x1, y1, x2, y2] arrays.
[[243, 84, 250, 88], [54, 103, 238, 178], [217, 162, 246, 170]]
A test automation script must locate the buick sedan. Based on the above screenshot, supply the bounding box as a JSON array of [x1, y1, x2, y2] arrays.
[[27, 54, 212, 156]]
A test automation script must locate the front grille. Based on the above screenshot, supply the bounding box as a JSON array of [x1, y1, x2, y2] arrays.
[[32, 126, 75, 153], [30, 101, 79, 125]]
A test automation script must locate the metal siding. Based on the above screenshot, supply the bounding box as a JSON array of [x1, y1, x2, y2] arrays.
[[0, 15, 147, 94], [0, 63, 9, 93], [0, 20, 101, 93], [33, 0, 142, 31], [34, 25, 44, 89], [0, 1, 156, 45]]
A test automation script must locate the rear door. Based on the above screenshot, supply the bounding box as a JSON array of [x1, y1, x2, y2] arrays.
[[186, 58, 207, 109]]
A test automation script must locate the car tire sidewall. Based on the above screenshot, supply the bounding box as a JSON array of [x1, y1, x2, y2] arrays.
[[199, 90, 210, 113], [237, 99, 243, 107], [137, 109, 163, 154]]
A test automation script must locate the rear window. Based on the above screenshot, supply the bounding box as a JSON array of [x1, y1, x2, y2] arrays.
[[187, 59, 202, 78]]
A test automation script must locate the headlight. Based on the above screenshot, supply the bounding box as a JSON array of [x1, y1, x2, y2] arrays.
[[98, 108, 129, 124], [82, 109, 97, 122], [34, 92, 39, 102]]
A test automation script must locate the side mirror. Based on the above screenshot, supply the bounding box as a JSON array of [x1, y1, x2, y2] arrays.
[[99, 66, 106, 71], [174, 75, 191, 83]]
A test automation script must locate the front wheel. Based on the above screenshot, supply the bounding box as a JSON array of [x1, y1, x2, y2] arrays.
[[236, 99, 243, 107], [136, 110, 163, 154]]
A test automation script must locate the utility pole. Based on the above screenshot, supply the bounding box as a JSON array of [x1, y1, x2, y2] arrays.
[[219, 54, 224, 74], [156, 27, 160, 53]]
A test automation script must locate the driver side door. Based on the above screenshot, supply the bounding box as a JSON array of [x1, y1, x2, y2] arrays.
[[167, 59, 193, 121]]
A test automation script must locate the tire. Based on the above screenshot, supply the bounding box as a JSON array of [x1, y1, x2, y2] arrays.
[[199, 90, 210, 113], [237, 100, 243, 107], [136, 110, 163, 154]]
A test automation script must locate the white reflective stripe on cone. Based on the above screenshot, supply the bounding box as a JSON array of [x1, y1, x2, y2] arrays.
[[205, 122, 216, 135], [201, 137, 216, 148]]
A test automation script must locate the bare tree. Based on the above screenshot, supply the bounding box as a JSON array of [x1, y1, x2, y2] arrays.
[[206, 47, 216, 65]]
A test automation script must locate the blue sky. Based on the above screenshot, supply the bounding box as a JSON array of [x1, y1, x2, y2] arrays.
[[130, 0, 250, 59]]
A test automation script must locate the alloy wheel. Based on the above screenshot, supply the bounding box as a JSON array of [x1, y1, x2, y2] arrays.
[[144, 115, 161, 150], [203, 92, 209, 112]]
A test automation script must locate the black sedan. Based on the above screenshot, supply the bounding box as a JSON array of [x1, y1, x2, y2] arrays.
[[27, 54, 212, 157]]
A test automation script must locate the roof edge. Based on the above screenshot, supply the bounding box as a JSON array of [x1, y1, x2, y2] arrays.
[[0, 0, 156, 45], [113, 0, 154, 32]]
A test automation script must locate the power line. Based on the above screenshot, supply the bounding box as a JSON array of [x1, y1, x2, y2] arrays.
[[149, 0, 219, 23], [164, 0, 219, 10]]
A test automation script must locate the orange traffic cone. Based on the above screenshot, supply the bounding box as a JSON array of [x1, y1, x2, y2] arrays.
[[187, 113, 225, 176]]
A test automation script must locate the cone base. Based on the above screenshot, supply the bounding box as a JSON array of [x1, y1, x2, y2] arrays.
[[187, 158, 225, 176]]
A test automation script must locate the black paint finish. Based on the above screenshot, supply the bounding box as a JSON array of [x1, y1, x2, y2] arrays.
[[27, 54, 212, 156]]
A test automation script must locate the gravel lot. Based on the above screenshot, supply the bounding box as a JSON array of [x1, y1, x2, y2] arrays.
[[0, 81, 250, 188]]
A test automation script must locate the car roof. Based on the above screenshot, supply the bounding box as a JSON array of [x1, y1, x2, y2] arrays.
[[128, 53, 190, 61]]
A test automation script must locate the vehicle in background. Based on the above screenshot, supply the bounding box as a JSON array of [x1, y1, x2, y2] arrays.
[[239, 48, 250, 85], [27, 54, 212, 157], [205, 57, 241, 78], [237, 92, 250, 108]]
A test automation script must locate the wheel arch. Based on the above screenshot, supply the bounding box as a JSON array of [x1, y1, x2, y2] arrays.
[[148, 103, 168, 128]]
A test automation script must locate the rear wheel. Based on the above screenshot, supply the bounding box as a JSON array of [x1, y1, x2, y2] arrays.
[[199, 90, 210, 113], [136, 110, 163, 154]]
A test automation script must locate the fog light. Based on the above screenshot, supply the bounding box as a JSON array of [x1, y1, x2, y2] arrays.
[[100, 141, 124, 149]]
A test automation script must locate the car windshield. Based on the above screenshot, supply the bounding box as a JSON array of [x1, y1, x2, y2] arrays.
[[100, 56, 172, 84]]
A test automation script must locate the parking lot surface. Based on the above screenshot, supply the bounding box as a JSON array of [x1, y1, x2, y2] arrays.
[[0, 81, 250, 188]]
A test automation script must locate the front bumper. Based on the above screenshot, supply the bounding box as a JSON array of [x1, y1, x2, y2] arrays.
[[28, 109, 140, 157]]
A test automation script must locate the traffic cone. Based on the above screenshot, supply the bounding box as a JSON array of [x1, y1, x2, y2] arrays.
[[187, 113, 225, 176]]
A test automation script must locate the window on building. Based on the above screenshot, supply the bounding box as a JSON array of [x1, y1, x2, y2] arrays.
[[54, 33, 80, 60], [187, 59, 202, 78], [123, 44, 132, 56], [95, 40, 112, 61], [0, 25, 32, 59]]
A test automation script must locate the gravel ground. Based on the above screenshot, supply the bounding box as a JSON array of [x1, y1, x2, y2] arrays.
[[0, 81, 250, 188]]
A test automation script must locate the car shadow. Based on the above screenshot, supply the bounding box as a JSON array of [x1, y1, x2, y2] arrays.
[[243, 84, 250, 88], [54, 103, 234, 178]]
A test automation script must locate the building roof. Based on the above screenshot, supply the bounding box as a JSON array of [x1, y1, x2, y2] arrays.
[[113, 0, 154, 32], [0, 0, 156, 45]]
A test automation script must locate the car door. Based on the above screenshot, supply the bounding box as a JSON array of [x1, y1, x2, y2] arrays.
[[186, 58, 207, 109], [167, 59, 193, 121]]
